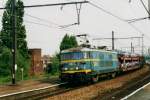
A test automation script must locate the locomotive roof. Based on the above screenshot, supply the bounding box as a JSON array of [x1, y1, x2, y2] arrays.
[[61, 47, 117, 54]]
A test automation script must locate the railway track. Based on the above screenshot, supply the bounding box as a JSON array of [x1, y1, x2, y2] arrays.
[[97, 69, 150, 100], [0, 82, 68, 100], [1, 67, 149, 100], [0, 81, 92, 100]]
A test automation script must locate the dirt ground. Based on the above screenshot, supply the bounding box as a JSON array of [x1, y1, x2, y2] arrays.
[[45, 66, 150, 100], [0, 76, 59, 95]]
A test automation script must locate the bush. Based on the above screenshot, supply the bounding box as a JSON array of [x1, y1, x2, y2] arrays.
[[0, 47, 30, 81], [0, 47, 12, 76], [50, 54, 60, 75]]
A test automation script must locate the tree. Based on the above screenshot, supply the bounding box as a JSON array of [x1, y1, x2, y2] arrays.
[[0, 0, 30, 78], [1, 0, 28, 58], [60, 34, 78, 51]]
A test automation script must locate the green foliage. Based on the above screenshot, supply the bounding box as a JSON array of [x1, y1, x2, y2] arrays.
[[0, 76, 11, 84], [1, 0, 28, 58], [16, 50, 30, 78], [50, 54, 60, 75], [0, 47, 12, 76], [0, 0, 30, 80], [0, 47, 30, 77], [60, 34, 78, 51]]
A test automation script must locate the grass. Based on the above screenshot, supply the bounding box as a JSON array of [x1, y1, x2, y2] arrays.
[[0, 71, 60, 85], [0, 76, 11, 85]]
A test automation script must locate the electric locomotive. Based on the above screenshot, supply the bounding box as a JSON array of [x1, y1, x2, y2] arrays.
[[60, 47, 119, 82]]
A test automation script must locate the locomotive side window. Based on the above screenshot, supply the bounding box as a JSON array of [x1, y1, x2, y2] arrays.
[[104, 53, 113, 67], [99, 53, 104, 59], [108, 54, 112, 59], [61, 52, 84, 60], [90, 51, 99, 59]]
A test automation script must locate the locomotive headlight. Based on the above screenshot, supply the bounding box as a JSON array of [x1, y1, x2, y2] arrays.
[[62, 67, 68, 71], [64, 67, 68, 70], [75, 67, 79, 70]]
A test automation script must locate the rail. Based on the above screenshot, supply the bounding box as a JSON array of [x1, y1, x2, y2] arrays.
[[0, 82, 67, 100]]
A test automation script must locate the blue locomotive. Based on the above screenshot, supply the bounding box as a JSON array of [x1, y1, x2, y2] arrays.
[[60, 47, 142, 82]]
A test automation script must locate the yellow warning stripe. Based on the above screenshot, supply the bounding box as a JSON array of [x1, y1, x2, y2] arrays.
[[62, 69, 92, 74], [61, 59, 100, 63], [61, 59, 118, 63]]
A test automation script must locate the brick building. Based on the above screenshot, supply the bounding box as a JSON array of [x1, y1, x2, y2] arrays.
[[29, 48, 43, 76]]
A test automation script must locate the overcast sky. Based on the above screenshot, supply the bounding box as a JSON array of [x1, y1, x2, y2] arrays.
[[0, 0, 150, 55]]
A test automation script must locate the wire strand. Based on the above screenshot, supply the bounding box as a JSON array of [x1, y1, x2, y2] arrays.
[[89, 2, 126, 22], [140, 0, 150, 15]]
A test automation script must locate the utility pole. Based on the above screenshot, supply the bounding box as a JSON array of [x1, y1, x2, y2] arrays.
[[142, 34, 144, 56], [131, 42, 133, 53], [148, 0, 150, 19], [112, 31, 115, 50], [12, 0, 16, 85]]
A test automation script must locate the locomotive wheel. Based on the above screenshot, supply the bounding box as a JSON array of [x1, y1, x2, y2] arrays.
[[111, 72, 116, 78], [92, 75, 99, 83]]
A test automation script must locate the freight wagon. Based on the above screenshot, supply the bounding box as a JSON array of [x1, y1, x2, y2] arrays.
[[60, 47, 142, 82]]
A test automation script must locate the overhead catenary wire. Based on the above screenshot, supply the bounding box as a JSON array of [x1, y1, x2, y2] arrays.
[[0, 0, 149, 38], [140, 0, 150, 15], [89, 1, 150, 41], [0, 6, 90, 38], [3, 11, 79, 35], [91, 0, 149, 23], [89, 1, 150, 54], [0, 0, 150, 52], [129, 23, 150, 40], [93, 36, 142, 40], [126, 0, 150, 23], [24, 1, 89, 9], [0, 12, 78, 36], [0, 1, 89, 10], [126, 17, 149, 23], [25, 13, 60, 27], [24, 16, 83, 35], [24, 12, 91, 35], [24, 20, 76, 34], [89, 2, 127, 22]]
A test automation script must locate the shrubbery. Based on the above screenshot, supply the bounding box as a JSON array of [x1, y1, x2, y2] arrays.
[[0, 47, 30, 82]]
